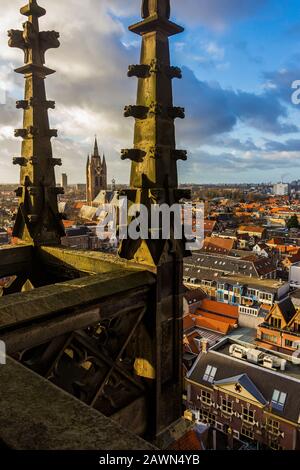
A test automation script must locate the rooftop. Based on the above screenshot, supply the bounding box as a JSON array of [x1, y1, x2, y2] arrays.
[[212, 338, 300, 380], [198, 299, 239, 319], [184, 251, 276, 279], [188, 337, 300, 422], [290, 288, 300, 299], [217, 274, 287, 292]]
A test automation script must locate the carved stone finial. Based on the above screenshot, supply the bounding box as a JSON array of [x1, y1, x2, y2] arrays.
[[20, 0, 46, 18], [142, 0, 171, 19], [8, 0, 64, 245]]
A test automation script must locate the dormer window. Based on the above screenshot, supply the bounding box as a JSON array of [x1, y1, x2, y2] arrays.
[[271, 389, 287, 411], [270, 317, 281, 329], [203, 365, 217, 383], [294, 322, 300, 333]]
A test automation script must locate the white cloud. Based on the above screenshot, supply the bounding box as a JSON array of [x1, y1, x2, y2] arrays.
[[0, 0, 295, 186], [203, 42, 225, 61]]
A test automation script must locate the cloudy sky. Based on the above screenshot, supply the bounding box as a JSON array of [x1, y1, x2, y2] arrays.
[[1, 0, 300, 185]]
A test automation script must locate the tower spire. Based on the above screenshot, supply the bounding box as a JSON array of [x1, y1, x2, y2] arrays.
[[142, 0, 171, 19], [120, 0, 188, 264], [93, 137, 99, 157], [119, 0, 189, 438], [8, 0, 64, 245]]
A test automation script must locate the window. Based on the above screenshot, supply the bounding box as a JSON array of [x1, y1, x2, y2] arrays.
[[247, 288, 256, 297], [241, 427, 254, 440], [260, 292, 273, 302], [269, 440, 283, 451], [215, 422, 223, 431], [203, 365, 217, 383], [262, 333, 277, 344], [240, 306, 258, 316], [242, 406, 255, 424], [198, 410, 215, 426], [221, 397, 233, 414], [294, 322, 300, 333], [270, 317, 282, 329], [267, 419, 280, 436], [271, 390, 287, 411], [285, 339, 294, 348], [199, 390, 212, 405]]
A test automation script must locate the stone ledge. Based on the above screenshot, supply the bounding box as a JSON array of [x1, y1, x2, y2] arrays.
[[0, 269, 155, 329], [0, 357, 155, 450]]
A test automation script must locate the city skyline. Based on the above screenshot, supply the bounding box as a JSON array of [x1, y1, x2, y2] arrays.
[[1, 0, 300, 454], [1, 0, 300, 185]]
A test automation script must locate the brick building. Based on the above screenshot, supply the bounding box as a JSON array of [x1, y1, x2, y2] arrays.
[[186, 338, 300, 450], [257, 298, 300, 354]]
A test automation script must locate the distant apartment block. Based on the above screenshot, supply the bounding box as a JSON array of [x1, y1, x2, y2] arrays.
[[273, 183, 290, 196], [61, 173, 68, 190], [289, 262, 300, 288]]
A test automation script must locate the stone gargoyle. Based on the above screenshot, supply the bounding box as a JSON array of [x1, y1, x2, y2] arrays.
[[8, 22, 59, 65], [39, 30, 60, 64], [8, 21, 38, 63]]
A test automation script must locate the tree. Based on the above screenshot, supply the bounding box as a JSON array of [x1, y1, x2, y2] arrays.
[[286, 214, 299, 229]]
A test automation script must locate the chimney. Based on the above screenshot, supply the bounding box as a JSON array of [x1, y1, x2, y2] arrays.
[[200, 338, 209, 354]]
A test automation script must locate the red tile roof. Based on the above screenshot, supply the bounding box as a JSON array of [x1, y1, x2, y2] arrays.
[[62, 220, 75, 228], [203, 237, 234, 254], [238, 225, 265, 234], [193, 317, 231, 335], [183, 314, 195, 331], [199, 299, 239, 319], [196, 310, 237, 326]]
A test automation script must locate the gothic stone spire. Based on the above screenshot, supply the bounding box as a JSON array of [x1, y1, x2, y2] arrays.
[[119, 0, 189, 265], [8, 0, 64, 245], [93, 137, 100, 158], [119, 0, 189, 437], [142, 0, 171, 19]]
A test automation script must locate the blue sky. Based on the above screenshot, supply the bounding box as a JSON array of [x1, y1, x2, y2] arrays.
[[1, 0, 300, 184]]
